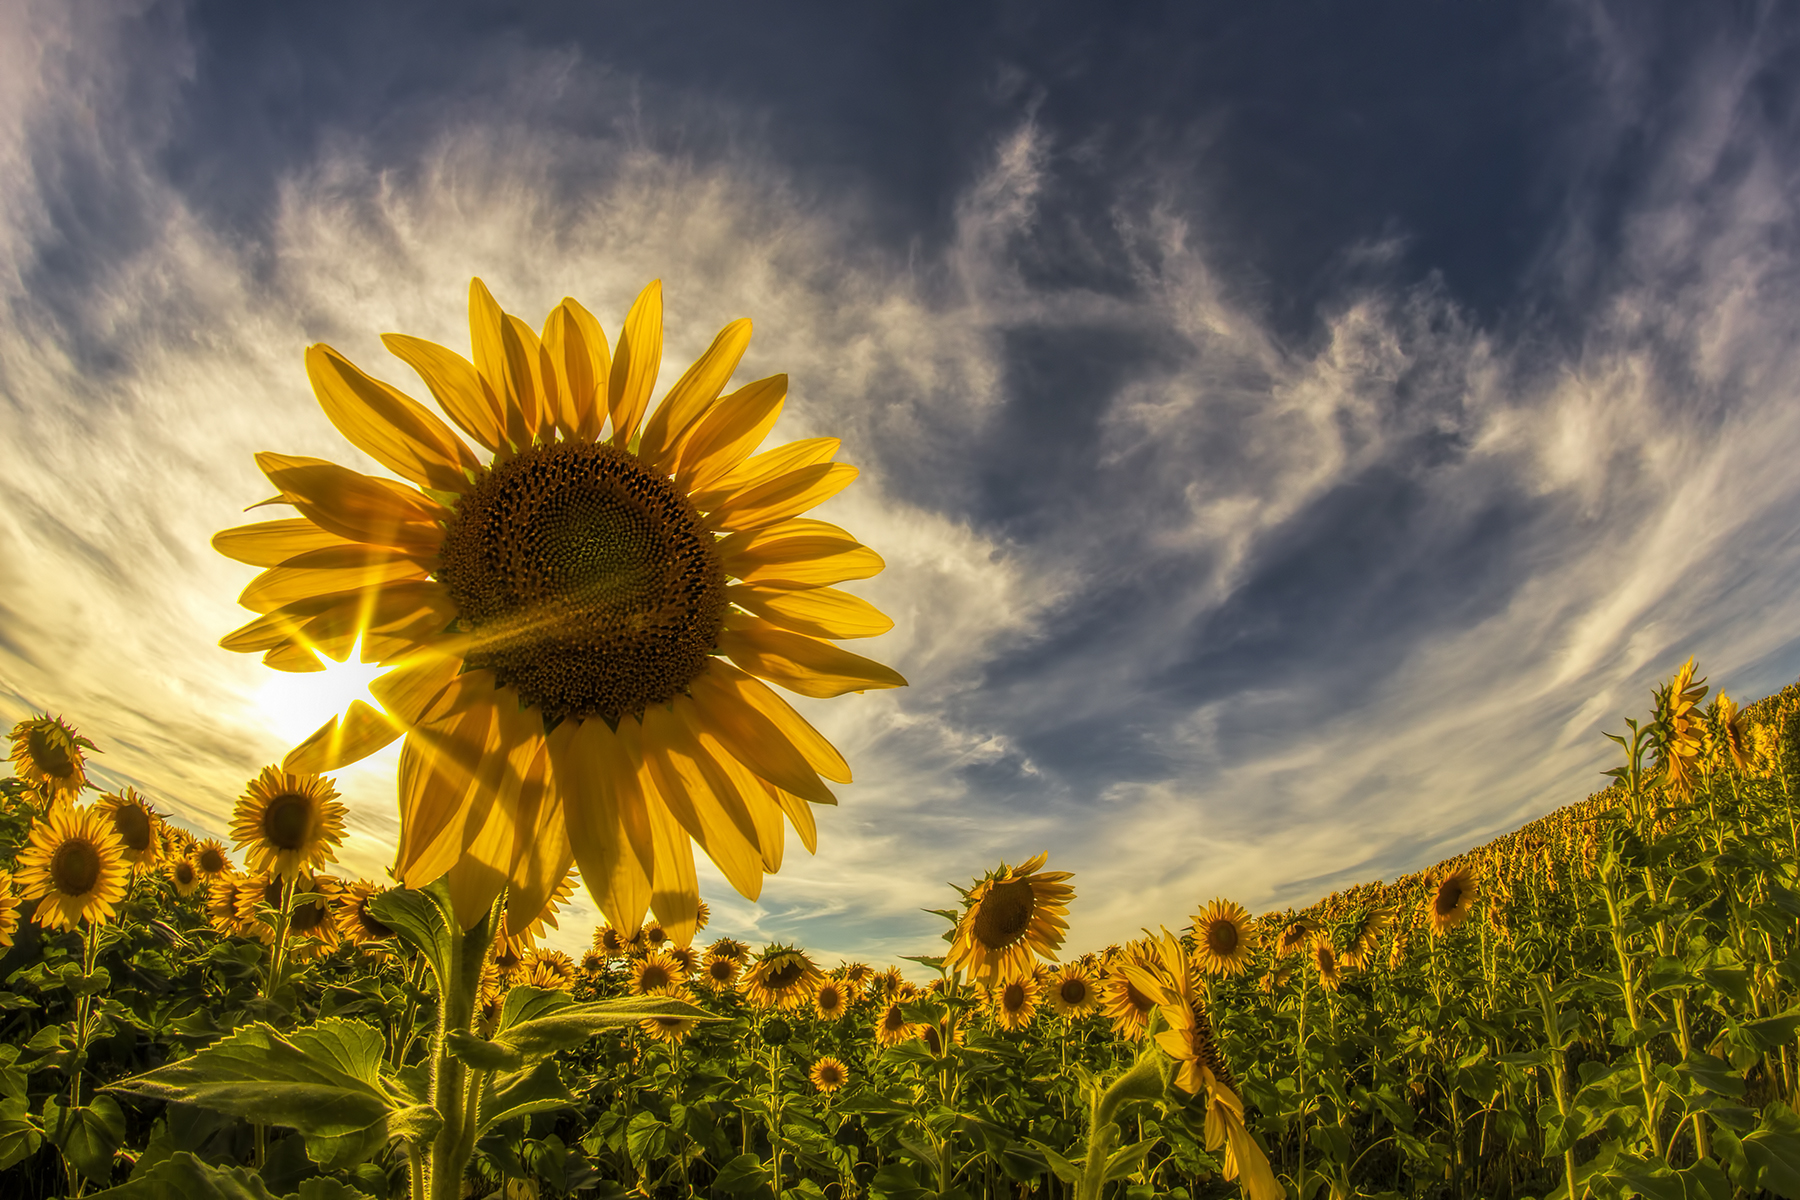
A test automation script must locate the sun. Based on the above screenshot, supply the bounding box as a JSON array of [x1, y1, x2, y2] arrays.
[[257, 636, 389, 744]]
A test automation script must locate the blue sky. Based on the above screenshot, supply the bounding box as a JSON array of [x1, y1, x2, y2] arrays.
[[3, 1, 1800, 966]]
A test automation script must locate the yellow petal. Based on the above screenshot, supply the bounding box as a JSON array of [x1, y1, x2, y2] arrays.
[[503, 745, 568, 938], [549, 716, 654, 933], [767, 782, 819, 855], [705, 659, 851, 784], [689, 436, 839, 510], [718, 518, 886, 588], [718, 612, 907, 698], [469, 278, 535, 452], [369, 651, 466, 727], [442, 713, 543, 929], [608, 280, 663, 449], [542, 299, 610, 440], [305, 344, 480, 493], [237, 559, 430, 614], [706, 462, 859, 533], [397, 702, 503, 884], [504, 312, 557, 444], [729, 584, 894, 639], [645, 793, 700, 947], [283, 699, 401, 774], [707, 751, 785, 873], [687, 666, 836, 807], [383, 332, 506, 453], [262, 642, 326, 673], [674, 374, 787, 493], [212, 518, 356, 567], [254, 452, 446, 555], [638, 705, 765, 901], [638, 317, 753, 472]]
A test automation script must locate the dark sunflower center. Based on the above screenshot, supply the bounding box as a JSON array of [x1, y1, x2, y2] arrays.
[[1059, 978, 1088, 1005], [262, 879, 286, 908], [972, 879, 1036, 950], [819, 1064, 842, 1084], [262, 794, 312, 851], [882, 1006, 907, 1032], [766, 959, 805, 989], [1435, 882, 1463, 915], [438, 441, 727, 725], [1123, 980, 1152, 1013], [51, 839, 101, 895], [710, 959, 734, 982], [174, 861, 197, 886], [113, 804, 152, 853], [640, 963, 671, 990], [198, 846, 228, 874], [291, 899, 330, 934], [27, 727, 75, 779], [1002, 982, 1027, 1011], [1205, 919, 1239, 958]]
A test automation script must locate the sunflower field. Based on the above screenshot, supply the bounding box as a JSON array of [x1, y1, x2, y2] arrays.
[[6, 281, 1800, 1200]]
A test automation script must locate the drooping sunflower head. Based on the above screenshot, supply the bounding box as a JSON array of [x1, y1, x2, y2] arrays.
[[208, 873, 252, 937], [334, 880, 397, 945], [193, 838, 233, 877], [218, 279, 906, 942], [631, 950, 685, 996], [1312, 936, 1343, 992], [814, 980, 851, 1021], [991, 975, 1041, 1033], [944, 853, 1075, 987], [1048, 964, 1099, 1018], [1101, 969, 1158, 1041], [14, 805, 129, 930], [809, 1056, 849, 1094], [1427, 867, 1478, 936], [1716, 694, 1755, 774], [1189, 898, 1257, 977], [230, 766, 346, 883], [874, 1000, 917, 1048], [708, 937, 752, 966], [0, 871, 20, 948], [1340, 904, 1394, 971], [742, 945, 823, 1011], [7, 715, 95, 803], [1271, 916, 1317, 958], [1653, 658, 1709, 800], [841, 962, 874, 988], [95, 788, 163, 871], [700, 951, 741, 991], [166, 857, 201, 898]]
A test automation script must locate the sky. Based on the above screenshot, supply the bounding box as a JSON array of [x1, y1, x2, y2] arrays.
[[3, 0, 1800, 967]]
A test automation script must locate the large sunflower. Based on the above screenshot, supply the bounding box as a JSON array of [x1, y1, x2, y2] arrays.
[[1189, 898, 1256, 978], [215, 279, 904, 940], [95, 788, 164, 872], [7, 715, 95, 804], [944, 853, 1075, 986], [15, 805, 130, 929], [230, 766, 347, 883]]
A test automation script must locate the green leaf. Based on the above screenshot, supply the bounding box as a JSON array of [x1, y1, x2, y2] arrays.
[[1101, 1137, 1158, 1182], [365, 883, 455, 992], [1741, 1012, 1800, 1053], [712, 1152, 772, 1197], [491, 991, 717, 1063], [44, 1092, 125, 1182], [85, 1151, 281, 1200], [1023, 1139, 1081, 1184], [0, 1094, 41, 1171], [476, 1059, 579, 1137], [107, 1018, 440, 1169], [296, 1179, 378, 1200], [1745, 1103, 1800, 1199], [446, 1029, 523, 1072]]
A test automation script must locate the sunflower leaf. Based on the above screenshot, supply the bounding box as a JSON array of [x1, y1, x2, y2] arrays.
[[83, 1150, 280, 1200], [105, 1019, 439, 1169], [43, 1093, 125, 1182], [492, 993, 719, 1064], [475, 1058, 580, 1137]]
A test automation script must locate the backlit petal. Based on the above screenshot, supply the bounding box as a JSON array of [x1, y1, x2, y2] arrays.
[[729, 583, 894, 639], [383, 332, 506, 453], [305, 343, 480, 492], [719, 612, 908, 697], [608, 280, 663, 449], [674, 374, 787, 493], [639, 317, 753, 472]]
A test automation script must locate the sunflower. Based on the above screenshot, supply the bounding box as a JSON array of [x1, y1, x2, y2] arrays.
[[1717, 694, 1755, 774], [700, 952, 741, 990], [90, 788, 162, 872], [521, 949, 579, 991], [233, 872, 306, 944], [1101, 970, 1158, 1041], [594, 924, 631, 956], [695, 899, 711, 931], [640, 987, 702, 1044], [285, 876, 343, 958], [644, 921, 669, 949], [841, 962, 874, 989], [1426, 867, 1477, 936], [814, 979, 852, 1021], [1655, 658, 1709, 800], [990, 975, 1041, 1033], [15, 805, 129, 930], [193, 838, 233, 878], [208, 873, 253, 937], [215, 279, 906, 941], [1047, 964, 1098, 1018], [1340, 905, 1393, 971], [874, 1001, 918, 1048], [809, 1057, 849, 1094], [742, 945, 823, 1011], [875, 965, 907, 997], [230, 766, 347, 883], [1312, 937, 1343, 992], [631, 950, 685, 996], [334, 880, 397, 945], [665, 944, 700, 977], [492, 932, 528, 979], [1271, 916, 1317, 958], [7, 715, 95, 804], [708, 937, 751, 965], [166, 857, 201, 898], [0, 871, 20, 948], [944, 853, 1075, 986], [1189, 898, 1256, 977], [580, 948, 607, 976]]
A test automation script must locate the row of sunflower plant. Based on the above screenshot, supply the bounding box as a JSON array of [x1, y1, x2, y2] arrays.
[[4, 657, 1800, 1199]]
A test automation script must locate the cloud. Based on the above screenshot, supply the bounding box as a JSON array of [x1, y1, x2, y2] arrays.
[[3, 1, 1799, 971]]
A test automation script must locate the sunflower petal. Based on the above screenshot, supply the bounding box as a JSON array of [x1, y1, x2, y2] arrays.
[[254, 453, 446, 555], [397, 702, 503, 885], [608, 280, 663, 449], [767, 783, 819, 855], [504, 312, 558, 444], [237, 559, 431, 614], [690, 437, 840, 510], [718, 519, 886, 588], [383, 333, 507, 453], [675, 374, 786, 493], [549, 717, 654, 934], [719, 612, 907, 697], [283, 699, 401, 774], [638, 705, 765, 901], [212, 518, 356, 567], [687, 666, 837, 806], [639, 317, 753, 473], [542, 299, 610, 440], [306, 344, 481, 493], [705, 660, 851, 784], [706, 462, 859, 533], [369, 651, 467, 727], [469, 279, 535, 452], [262, 643, 326, 673], [730, 584, 894, 639], [645, 795, 700, 947], [503, 744, 568, 938]]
